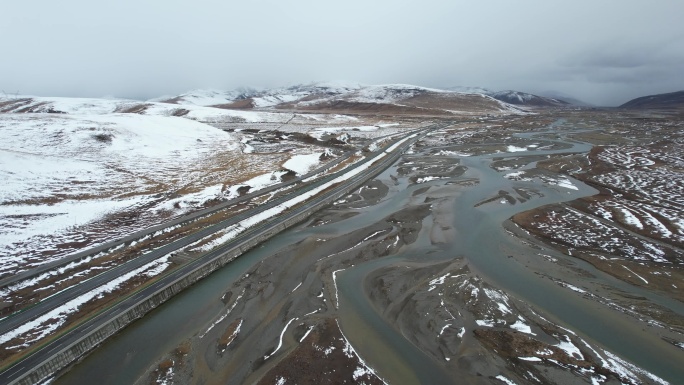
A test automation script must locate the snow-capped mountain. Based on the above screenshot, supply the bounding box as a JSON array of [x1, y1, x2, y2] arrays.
[[155, 82, 524, 116], [248, 82, 363, 108], [487, 90, 569, 107]]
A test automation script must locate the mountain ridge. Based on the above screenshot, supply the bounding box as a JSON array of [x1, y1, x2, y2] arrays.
[[148, 82, 526, 116], [620, 90, 684, 109], [488, 90, 569, 107]]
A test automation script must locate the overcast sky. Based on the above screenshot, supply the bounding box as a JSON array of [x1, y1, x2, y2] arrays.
[[2, 1, 683, 106]]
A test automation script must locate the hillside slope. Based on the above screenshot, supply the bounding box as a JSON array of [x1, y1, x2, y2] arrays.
[[488, 90, 569, 107], [620, 90, 684, 109]]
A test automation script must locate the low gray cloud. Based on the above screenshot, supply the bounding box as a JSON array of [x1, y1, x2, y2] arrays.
[[1, 0, 683, 106]]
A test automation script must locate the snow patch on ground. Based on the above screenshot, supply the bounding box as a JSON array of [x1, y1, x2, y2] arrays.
[[222, 171, 289, 201], [619, 208, 644, 229], [555, 335, 584, 360], [0, 197, 148, 248], [507, 145, 528, 152], [428, 273, 451, 292], [503, 171, 528, 180], [510, 318, 534, 335], [483, 288, 512, 315], [264, 317, 298, 360], [622, 265, 649, 284], [283, 153, 322, 175], [495, 374, 518, 385], [332, 269, 345, 309], [416, 176, 448, 184], [550, 178, 579, 190], [518, 356, 542, 362]]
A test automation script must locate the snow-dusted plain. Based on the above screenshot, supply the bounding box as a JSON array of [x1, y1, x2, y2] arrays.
[[521, 140, 684, 274], [584, 145, 684, 244], [524, 206, 679, 264]]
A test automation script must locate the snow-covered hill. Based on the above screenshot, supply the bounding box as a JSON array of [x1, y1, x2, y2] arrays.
[[253, 81, 363, 108], [155, 82, 525, 115], [0, 96, 291, 123], [147, 82, 590, 113], [298, 83, 444, 105], [0, 95, 369, 268], [158, 82, 363, 109], [0, 110, 244, 269], [488, 90, 569, 107], [154, 88, 257, 106]]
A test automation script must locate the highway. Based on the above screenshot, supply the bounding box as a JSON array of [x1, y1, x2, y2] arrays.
[[0, 126, 435, 385]]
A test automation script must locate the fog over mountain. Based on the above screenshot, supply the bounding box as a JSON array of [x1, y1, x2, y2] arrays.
[[1, 0, 683, 106]]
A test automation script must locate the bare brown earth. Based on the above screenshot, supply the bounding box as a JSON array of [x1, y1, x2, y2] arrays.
[[211, 98, 256, 109], [255, 318, 386, 385]]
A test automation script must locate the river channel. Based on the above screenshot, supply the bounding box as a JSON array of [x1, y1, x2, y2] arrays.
[[56, 122, 684, 384]]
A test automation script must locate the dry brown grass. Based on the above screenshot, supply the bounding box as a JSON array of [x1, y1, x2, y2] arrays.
[[217, 318, 242, 353], [211, 99, 255, 109]]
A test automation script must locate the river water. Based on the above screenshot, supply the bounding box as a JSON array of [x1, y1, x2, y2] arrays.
[[336, 128, 684, 384], [57, 123, 684, 384]]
